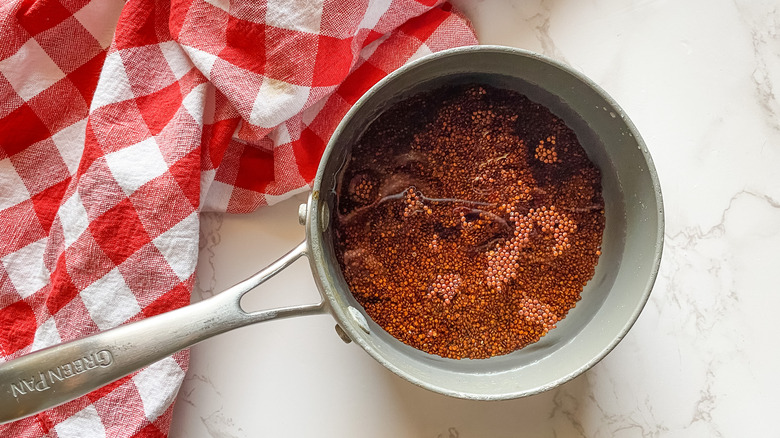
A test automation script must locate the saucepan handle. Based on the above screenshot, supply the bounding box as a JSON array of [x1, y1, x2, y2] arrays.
[[0, 241, 324, 424]]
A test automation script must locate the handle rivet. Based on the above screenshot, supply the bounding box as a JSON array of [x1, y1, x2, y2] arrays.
[[298, 203, 307, 225], [334, 325, 352, 344], [348, 306, 370, 334]]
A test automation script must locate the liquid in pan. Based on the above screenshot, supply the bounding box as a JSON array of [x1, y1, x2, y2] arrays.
[[333, 84, 606, 360]]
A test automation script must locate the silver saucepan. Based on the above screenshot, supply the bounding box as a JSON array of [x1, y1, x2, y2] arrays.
[[0, 46, 663, 423]]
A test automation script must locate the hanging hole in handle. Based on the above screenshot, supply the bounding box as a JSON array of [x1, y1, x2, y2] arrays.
[[237, 251, 323, 315]]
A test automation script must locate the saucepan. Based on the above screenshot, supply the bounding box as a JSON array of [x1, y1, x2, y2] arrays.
[[0, 46, 663, 423]]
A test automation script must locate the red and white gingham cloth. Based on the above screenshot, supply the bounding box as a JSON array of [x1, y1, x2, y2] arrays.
[[0, 0, 476, 436]]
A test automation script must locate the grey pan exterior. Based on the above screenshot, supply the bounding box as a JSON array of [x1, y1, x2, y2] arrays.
[[307, 45, 664, 400]]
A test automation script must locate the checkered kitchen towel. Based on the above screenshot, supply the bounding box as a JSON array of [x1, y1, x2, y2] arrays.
[[0, 0, 476, 436]]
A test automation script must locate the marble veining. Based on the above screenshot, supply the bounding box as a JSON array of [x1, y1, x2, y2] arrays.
[[177, 373, 245, 438], [735, 1, 779, 132], [194, 212, 223, 301]]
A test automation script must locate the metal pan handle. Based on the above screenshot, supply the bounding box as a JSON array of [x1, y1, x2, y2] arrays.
[[0, 241, 324, 424]]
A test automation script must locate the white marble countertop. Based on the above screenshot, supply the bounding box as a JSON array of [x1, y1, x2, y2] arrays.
[[169, 1, 780, 436]]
